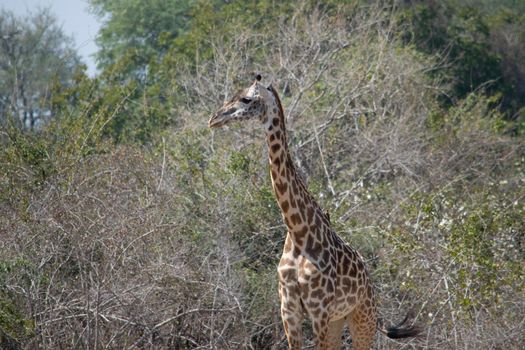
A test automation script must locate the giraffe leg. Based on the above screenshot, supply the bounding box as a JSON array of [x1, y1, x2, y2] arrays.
[[327, 317, 345, 350], [279, 284, 304, 350], [312, 315, 332, 350], [281, 304, 303, 350], [347, 303, 377, 350]]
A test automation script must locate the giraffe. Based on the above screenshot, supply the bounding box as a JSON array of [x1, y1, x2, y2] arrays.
[[208, 75, 419, 349]]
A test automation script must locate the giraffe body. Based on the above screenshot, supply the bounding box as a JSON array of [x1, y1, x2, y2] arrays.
[[209, 75, 418, 349]]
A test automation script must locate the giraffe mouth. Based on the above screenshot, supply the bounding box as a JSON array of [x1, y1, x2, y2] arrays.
[[209, 106, 240, 127], [208, 113, 226, 128]]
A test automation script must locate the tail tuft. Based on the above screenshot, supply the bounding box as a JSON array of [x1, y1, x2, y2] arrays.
[[379, 312, 421, 339], [386, 324, 420, 339]]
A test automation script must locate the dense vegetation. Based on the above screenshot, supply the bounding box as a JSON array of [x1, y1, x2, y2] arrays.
[[1, 0, 523, 349]]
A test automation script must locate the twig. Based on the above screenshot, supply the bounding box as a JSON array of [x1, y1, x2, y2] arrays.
[[314, 125, 335, 196], [156, 136, 166, 192]]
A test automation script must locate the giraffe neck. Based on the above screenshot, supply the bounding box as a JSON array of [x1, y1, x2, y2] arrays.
[[265, 89, 328, 249]]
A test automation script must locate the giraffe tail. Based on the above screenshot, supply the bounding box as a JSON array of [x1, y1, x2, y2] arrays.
[[378, 312, 421, 339]]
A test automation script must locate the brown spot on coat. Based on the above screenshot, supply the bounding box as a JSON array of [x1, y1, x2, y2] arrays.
[[350, 280, 357, 294], [308, 300, 320, 309], [290, 213, 301, 225], [296, 225, 308, 238], [311, 274, 321, 289], [326, 280, 334, 293], [298, 204, 306, 222], [276, 181, 288, 195], [291, 180, 299, 195], [273, 156, 281, 168], [305, 235, 314, 254], [322, 250, 330, 264], [311, 289, 324, 299], [307, 206, 314, 224]]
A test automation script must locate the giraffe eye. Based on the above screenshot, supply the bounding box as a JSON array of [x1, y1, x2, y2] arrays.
[[240, 97, 252, 104]]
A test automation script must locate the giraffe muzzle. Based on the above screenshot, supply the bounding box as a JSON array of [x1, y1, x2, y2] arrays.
[[208, 113, 224, 128]]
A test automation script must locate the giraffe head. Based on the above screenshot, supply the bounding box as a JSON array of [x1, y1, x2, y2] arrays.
[[208, 74, 273, 128]]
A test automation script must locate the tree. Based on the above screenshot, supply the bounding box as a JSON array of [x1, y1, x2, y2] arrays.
[[89, 0, 195, 77], [0, 7, 82, 130], [399, 0, 525, 124]]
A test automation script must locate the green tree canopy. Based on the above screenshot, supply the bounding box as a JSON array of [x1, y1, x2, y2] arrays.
[[89, 0, 195, 77], [399, 0, 525, 121]]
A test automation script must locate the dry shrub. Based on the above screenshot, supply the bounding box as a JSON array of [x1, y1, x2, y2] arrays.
[[1, 145, 261, 349], [1, 1, 524, 349]]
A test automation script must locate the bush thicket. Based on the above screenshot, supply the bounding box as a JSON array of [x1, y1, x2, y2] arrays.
[[1, 1, 524, 349]]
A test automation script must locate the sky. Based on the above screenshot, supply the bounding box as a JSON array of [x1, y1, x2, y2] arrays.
[[2, 0, 102, 76]]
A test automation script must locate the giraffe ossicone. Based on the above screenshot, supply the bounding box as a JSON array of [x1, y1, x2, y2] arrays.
[[209, 76, 419, 349]]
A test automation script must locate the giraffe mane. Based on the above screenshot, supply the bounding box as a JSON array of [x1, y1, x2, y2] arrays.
[[267, 85, 286, 127]]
